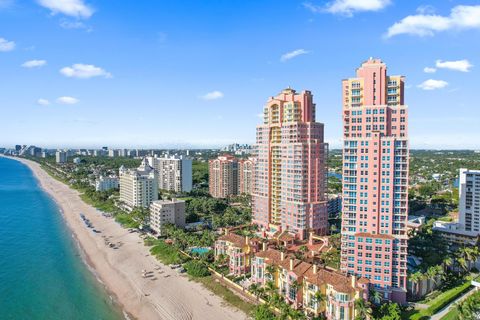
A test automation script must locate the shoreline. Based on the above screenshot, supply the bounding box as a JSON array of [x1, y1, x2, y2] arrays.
[[7, 156, 247, 320]]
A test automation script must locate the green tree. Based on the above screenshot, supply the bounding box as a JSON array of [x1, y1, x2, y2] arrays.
[[354, 298, 373, 320], [252, 304, 276, 320]]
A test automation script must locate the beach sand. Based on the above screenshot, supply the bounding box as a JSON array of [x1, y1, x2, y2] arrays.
[[12, 157, 248, 320]]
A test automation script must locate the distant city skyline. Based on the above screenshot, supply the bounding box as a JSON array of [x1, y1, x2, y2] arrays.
[[1, 0, 480, 149]]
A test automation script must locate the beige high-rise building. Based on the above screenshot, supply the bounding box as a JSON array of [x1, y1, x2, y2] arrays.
[[147, 155, 192, 192], [119, 158, 158, 209], [239, 158, 255, 195], [149, 199, 186, 236], [209, 155, 239, 198]]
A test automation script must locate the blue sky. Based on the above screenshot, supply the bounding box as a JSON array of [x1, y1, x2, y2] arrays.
[[0, 0, 479, 149]]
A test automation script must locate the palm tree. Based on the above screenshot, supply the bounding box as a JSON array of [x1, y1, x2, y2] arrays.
[[408, 272, 423, 298], [278, 302, 293, 320], [369, 289, 382, 305], [426, 266, 438, 292], [442, 257, 453, 272], [265, 265, 276, 281], [265, 280, 277, 298], [457, 257, 469, 274], [354, 298, 373, 320], [311, 291, 326, 313]]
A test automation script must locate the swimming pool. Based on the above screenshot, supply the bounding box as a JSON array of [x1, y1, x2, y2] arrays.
[[190, 247, 210, 255]]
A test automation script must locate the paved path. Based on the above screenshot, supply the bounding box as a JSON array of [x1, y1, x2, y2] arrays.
[[431, 286, 477, 320]]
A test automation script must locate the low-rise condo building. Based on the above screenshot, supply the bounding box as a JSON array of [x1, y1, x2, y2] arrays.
[[214, 230, 369, 320], [119, 158, 158, 209], [149, 199, 186, 236], [95, 176, 119, 192], [214, 231, 260, 275]]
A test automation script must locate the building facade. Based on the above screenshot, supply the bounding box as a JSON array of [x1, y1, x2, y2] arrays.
[[119, 158, 158, 209], [149, 199, 186, 236], [239, 158, 255, 195], [237, 244, 368, 319], [340, 58, 409, 303], [459, 168, 480, 234], [147, 155, 192, 193], [95, 176, 119, 192], [56, 151, 67, 163], [209, 155, 239, 198], [328, 194, 342, 220], [251, 88, 328, 240]]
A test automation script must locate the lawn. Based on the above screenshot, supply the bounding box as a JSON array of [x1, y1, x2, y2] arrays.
[[407, 280, 472, 320], [440, 308, 459, 320], [149, 240, 186, 265]]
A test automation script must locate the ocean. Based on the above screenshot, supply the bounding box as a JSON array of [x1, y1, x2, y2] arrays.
[[0, 157, 122, 320]]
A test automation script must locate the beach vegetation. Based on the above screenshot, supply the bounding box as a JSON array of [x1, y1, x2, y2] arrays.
[[150, 240, 186, 265], [183, 260, 210, 278]]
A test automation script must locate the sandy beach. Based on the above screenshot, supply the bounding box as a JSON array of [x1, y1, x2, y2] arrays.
[[10, 157, 248, 320]]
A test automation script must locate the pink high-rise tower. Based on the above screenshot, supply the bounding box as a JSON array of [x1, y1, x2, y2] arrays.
[[252, 88, 328, 240], [340, 59, 409, 304]]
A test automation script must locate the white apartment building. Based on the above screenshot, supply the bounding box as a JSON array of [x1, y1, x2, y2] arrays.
[[459, 168, 480, 234], [95, 176, 119, 192], [119, 158, 158, 209], [56, 151, 67, 163], [147, 155, 192, 193], [149, 199, 186, 236], [108, 149, 119, 157]]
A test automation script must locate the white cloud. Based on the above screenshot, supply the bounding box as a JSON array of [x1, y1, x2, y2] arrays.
[[417, 79, 448, 90], [304, 0, 391, 16], [386, 5, 480, 38], [423, 67, 436, 73], [37, 98, 51, 106], [435, 59, 473, 72], [0, 37, 15, 52], [59, 19, 92, 31], [37, 0, 94, 19], [22, 60, 47, 68], [60, 64, 112, 79], [200, 91, 224, 100], [280, 49, 309, 62], [57, 96, 79, 104]]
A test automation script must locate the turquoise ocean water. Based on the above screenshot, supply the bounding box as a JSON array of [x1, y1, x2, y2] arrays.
[[0, 157, 122, 320]]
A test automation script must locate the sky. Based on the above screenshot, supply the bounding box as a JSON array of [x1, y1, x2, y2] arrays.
[[0, 0, 479, 149]]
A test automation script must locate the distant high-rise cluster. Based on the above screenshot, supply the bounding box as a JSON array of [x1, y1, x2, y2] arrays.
[[208, 155, 254, 198], [119, 158, 158, 209], [251, 88, 328, 240], [340, 58, 409, 303]]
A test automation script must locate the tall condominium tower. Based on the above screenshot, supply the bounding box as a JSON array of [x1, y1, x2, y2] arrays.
[[209, 155, 239, 198], [340, 58, 409, 303], [147, 155, 193, 193], [239, 158, 255, 195], [252, 88, 328, 240], [459, 168, 480, 234], [119, 158, 158, 209]]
